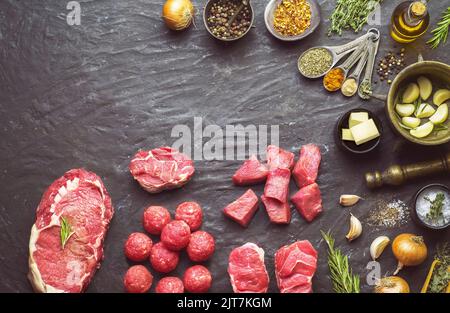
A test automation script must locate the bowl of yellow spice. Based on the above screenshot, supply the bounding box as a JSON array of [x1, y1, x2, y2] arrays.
[[264, 0, 320, 41]]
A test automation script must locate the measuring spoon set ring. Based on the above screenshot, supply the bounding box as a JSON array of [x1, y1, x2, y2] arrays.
[[298, 28, 380, 100]]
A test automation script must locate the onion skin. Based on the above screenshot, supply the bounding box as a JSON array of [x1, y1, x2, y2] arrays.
[[162, 0, 194, 31], [374, 276, 410, 293], [392, 233, 427, 275]]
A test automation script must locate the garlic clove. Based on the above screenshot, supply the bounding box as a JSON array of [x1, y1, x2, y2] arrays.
[[340, 195, 362, 207], [370, 236, 390, 260], [346, 214, 362, 242]]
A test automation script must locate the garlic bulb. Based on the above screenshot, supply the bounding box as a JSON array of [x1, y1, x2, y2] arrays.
[[340, 195, 362, 207], [370, 236, 390, 260], [346, 214, 362, 242]]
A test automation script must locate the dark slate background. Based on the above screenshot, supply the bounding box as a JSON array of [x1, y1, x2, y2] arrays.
[[0, 0, 449, 293]]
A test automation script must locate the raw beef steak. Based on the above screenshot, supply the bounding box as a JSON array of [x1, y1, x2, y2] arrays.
[[261, 195, 291, 224], [291, 183, 322, 222], [232, 155, 268, 186], [228, 243, 269, 293], [275, 241, 318, 293], [292, 144, 321, 188], [264, 168, 291, 203], [129, 147, 195, 193], [266, 145, 294, 171], [28, 169, 114, 293], [223, 189, 259, 227]]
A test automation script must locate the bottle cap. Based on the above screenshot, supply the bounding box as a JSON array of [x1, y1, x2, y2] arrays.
[[411, 1, 427, 17]]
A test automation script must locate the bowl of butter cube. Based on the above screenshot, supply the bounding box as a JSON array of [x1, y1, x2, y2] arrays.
[[336, 109, 383, 154]]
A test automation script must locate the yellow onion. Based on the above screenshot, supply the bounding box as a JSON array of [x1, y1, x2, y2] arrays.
[[392, 233, 427, 275], [162, 0, 194, 30], [374, 276, 410, 293]]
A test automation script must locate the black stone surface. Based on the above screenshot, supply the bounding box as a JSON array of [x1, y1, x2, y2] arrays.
[[0, 0, 449, 293]]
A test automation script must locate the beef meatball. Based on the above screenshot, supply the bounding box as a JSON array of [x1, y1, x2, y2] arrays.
[[175, 201, 203, 231], [124, 232, 153, 262], [123, 265, 153, 293], [143, 205, 171, 235], [149, 242, 180, 273], [183, 265, 212, 293], [160, 220, 191, 251], [155, 277, 184, 293], [187, 231, 215, 262]]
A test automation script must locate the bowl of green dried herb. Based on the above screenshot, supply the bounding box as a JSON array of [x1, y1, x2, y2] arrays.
[[413, 184, 450, 230]]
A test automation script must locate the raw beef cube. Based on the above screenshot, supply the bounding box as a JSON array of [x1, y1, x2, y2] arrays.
[[228, 243, 269, 293], [264, 168, 291, 203], [232, 155, 269, 186], [275, 241, 318, 293], [291, 183, 322, 222], [292, 144, 321, 188], [266, 145, 295, 171], [223, 189, 259, 227], [261, 195, 291, 224]]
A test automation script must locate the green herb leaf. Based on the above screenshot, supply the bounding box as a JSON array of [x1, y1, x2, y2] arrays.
[[424, 192, 445, 224], [427, 7, 450, 49], [60, 217, 75, 249], [321, 230, 360, 293], [428, 243, 450, 293]]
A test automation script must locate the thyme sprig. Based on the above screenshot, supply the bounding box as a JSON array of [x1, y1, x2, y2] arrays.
[[424, 192, 445, 223]]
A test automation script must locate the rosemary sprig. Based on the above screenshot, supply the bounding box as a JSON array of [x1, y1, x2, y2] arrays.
[[321, 230, 360, 293], [60, 217, 75, 249], [424, 192, 445, 223], [427, 7, 450, 49]]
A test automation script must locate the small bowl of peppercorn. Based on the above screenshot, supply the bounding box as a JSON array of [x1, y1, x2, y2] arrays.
[[264, 0, 321, 41], [203, 0, 254, 41]]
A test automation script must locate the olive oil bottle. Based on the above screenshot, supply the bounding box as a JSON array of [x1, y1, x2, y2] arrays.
[[390, 0, 430, 43]]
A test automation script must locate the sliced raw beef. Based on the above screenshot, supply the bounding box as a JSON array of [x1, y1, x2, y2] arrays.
[[264, 168, 291, 203], [275, 241, 318, 293], [223, 189, 259, 227], [266, 145, 294, 171], [292, 144, 321, 188], [129, 147, 195, 193], [291, 183, 323, 222], [261, 195, 291, 224], [228, 243, 269, 293], [28, 169, 114, 293], [232, 155, 269, 186]]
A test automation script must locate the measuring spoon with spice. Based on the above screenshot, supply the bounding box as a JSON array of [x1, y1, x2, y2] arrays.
[[298, 29, 375, 79], [358, 29, 380, 99], [323, 38, 370, 92], [342, 49, 369, 97]]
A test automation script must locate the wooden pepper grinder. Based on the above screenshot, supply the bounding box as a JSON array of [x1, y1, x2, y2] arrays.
[[365, 152, 450, 188]]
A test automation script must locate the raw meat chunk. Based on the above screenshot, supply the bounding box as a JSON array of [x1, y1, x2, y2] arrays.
[[275, 241, 318, 293], [292, 144, 321, 188], [264, 168, 291, 203], [175, 201, 203, 231], [149, 242, 179, 273], [124, 232, 153, 262], [187, 231, 215, 262], [129, 147, 195, 193], [266, 145, 294, 170], [28, 168, 114, 293], [223, 189, 259, 227], [155, 277, 184, 293], [123, 265, 153, 293], [232, 155, 268, 185], [291, 183, 322, 222], [183, 265, 212, 293], [261, 195, 291, 224], [228, 243, 269, 293], [160, 220, 191, 251], [143, 205, 171, 235]]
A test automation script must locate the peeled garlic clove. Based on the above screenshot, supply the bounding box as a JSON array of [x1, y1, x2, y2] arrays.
[[340, 195, 362, 207], [370, 236, 390, 260], [346, 214, 362, 242]]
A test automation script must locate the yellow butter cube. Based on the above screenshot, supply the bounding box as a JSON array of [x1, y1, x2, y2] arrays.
[[350, 119, 380, 145], [349, 112, 369, 128], [341, 128, 354, 141]]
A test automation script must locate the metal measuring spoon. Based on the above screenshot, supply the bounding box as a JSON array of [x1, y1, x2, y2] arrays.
[[322, 37, 370, 92], [298, 29, 376, 79], [358, 29, 380, 100], [341, 49, 369, 97]]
